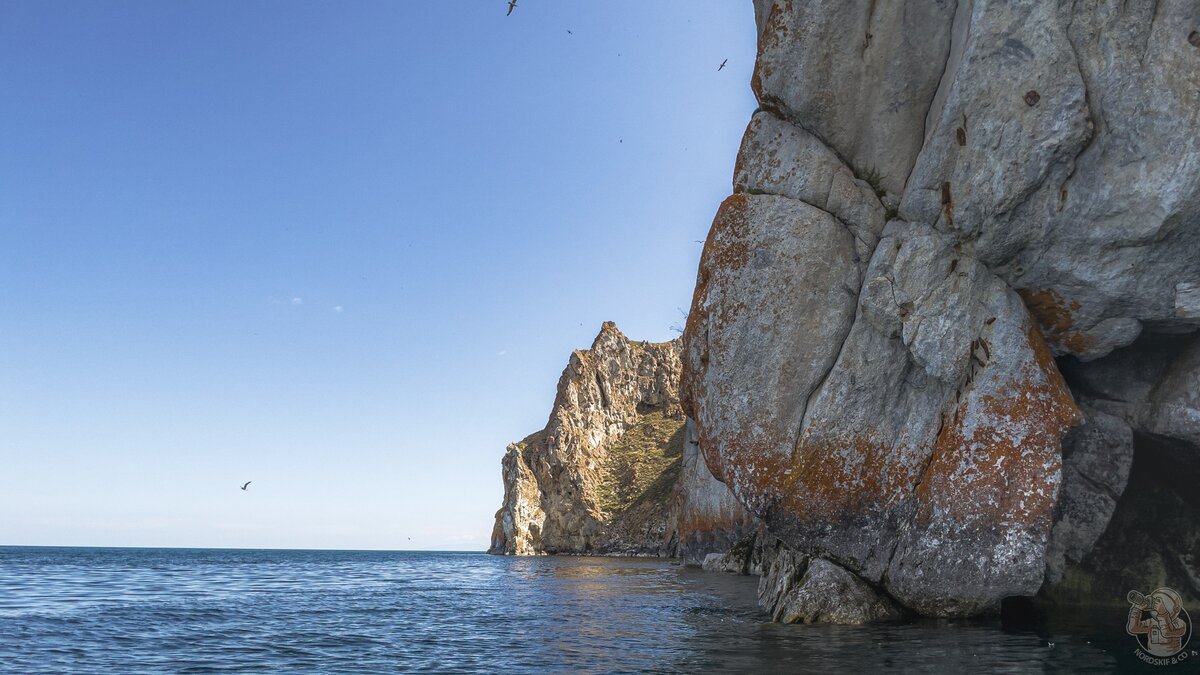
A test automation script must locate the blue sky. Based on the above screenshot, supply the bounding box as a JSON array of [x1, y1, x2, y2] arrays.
[[0, 1, 757, 550]]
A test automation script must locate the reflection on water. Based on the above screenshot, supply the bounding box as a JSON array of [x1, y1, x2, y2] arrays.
[[0, 547, 1141, 673]]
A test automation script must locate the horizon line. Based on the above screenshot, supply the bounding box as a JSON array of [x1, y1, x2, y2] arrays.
[[0, 544, 486, 554]]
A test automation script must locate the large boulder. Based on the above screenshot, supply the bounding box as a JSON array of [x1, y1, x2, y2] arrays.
[[682, 0, 1200, 619]]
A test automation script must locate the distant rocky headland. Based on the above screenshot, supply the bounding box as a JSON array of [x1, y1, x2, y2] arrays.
[[488, 322, 753, 561], [492, 0, 1200, 625]]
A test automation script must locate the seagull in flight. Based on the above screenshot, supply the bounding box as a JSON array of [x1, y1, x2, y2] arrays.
[[718, 59, 728, 71], [240, 481, 252, 491], [506, 0, 517, 16]]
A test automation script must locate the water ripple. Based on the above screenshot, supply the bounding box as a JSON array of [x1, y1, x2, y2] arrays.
[[0, 547, 1132, 673]]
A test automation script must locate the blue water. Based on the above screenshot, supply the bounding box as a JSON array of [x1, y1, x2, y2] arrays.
[[0, 547, 1142, 673]]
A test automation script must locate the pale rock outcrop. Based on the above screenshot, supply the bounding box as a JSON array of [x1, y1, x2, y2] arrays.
[[675, 418, 758, 562], [489, 323, 752, 559], [492, 435, 549, 556], [682, 193, 862, 519], [682, 0, 1200, 620]]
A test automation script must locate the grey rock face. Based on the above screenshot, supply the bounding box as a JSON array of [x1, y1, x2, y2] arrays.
[[685, 195, 1078, 617], [682, 0, 1200, 620], [902, 0, 1200, 360], [734, 112, 886, 263], [701, 552, 742, 574], [860, 224, 1078, 617], [1044, 332, 1199, 603], [1142, 339, 1200, 449], [1044, 405, 1134, 585], [682, 193, 862, 519], [752, 0, 957, 197]]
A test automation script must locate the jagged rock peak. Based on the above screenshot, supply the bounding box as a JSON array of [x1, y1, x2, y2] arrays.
[[489, 322, 752, 558]]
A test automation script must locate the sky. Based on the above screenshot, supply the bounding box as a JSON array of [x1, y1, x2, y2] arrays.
[[0, 1, 758, 550]]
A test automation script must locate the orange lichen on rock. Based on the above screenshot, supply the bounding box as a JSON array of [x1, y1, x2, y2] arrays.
[[680, 193, 760, 485], [914, 320, 1079, 530], [1056, 330, 1096, 354], [692, 427, 793, 516], [1018, 288, 1079, 332], [675, 509, 756, 549], [1018, 287, 1094, 353], [704, 194, 753, 272], [781, 434, 921, 527]]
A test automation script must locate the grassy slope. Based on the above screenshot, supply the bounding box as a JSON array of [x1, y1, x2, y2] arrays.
[[594, 409, 686, 520]]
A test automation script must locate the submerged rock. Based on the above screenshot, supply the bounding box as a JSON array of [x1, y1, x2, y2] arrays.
[[759, 553, 901, 625]]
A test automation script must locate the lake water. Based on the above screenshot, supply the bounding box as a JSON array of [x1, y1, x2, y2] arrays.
[[0, 547, 1149, 673]]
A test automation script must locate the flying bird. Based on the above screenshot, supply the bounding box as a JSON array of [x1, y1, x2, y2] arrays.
[[240, 481, 252, 491], [718, 59, 728, 71], [567, 29, 572, 35], [506, 0, 517, 16]]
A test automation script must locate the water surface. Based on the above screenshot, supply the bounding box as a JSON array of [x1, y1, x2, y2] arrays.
[[0, 547, 1143, 672]]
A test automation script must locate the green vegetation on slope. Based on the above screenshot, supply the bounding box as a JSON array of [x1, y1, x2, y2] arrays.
[[594, 409, 686, 519]]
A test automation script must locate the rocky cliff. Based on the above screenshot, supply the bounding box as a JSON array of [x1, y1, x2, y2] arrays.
[[489, 322, 752, 559], [684, 0, 1200, 622]]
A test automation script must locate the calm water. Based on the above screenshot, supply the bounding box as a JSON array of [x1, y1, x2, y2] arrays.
[[0, 547, 1144, 673]]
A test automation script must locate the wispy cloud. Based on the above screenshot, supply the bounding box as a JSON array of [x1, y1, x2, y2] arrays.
[[291, 297, 303, 305], [333, 305, 343, 313], [497, 350, 507, 356]]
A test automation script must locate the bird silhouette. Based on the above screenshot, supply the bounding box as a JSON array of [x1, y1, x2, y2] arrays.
[[567, 29, 572, 35], [718, 59, 728, 71], [506, 0, 517, 16], [240, 481, 252, 491]]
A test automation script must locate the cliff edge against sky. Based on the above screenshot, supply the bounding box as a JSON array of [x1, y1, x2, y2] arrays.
[[490, 0, 1200, 624]]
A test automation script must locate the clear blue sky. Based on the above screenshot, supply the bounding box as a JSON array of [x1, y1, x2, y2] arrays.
[[0, 1, 757, 550]]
